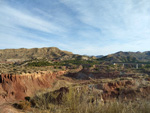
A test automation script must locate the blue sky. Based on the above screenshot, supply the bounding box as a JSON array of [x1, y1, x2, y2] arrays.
[[0, 0, 150, 55]]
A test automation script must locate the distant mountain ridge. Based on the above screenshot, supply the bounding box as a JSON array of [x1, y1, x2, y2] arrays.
[[99, 51, 150, 62], [2, 47, 150, 63], [0, 47, 83, 62], [96, 55, 103, 58]]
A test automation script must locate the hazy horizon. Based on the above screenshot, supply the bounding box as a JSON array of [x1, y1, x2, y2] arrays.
[[1, 0, 150, 55]]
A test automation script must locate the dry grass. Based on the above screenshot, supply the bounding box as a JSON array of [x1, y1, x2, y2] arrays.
[[27, 86, 150, 113], [29, 99, 150, 113]]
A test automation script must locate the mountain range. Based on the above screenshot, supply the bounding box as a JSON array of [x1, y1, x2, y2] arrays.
[[1, 47, 150, 63], [100, 51, 150, 62]]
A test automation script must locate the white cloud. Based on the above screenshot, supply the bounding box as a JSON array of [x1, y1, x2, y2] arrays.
[[0, 5, 66, 34], [0, 2, 69, 50], [62, 0, 150, 34], [60, 0, 150, 54], [1, 0, 150, 55]]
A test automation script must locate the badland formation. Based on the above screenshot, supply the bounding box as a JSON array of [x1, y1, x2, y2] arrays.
[[1, 47, 150, 113]]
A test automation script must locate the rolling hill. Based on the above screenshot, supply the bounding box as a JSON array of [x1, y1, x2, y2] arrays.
[[0, 47, 88, 62]]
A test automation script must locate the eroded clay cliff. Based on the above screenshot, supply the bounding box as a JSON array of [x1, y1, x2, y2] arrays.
[[0, 71, 66, 105]]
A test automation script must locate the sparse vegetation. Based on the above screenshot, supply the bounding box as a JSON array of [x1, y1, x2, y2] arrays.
[[26, 59, 100, 67], [20, 86, 150, 113]]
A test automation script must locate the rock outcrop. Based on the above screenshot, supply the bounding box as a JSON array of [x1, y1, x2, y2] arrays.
[[66, 69, 120, 80], [101, 80, 150, 101]]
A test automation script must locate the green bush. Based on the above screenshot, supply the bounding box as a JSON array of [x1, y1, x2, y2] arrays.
[[27, 61, 51, 67]]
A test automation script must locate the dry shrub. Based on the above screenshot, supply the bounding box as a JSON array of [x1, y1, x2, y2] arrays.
[[13, 101, 31, 110], [29, 87, 150, 113]]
